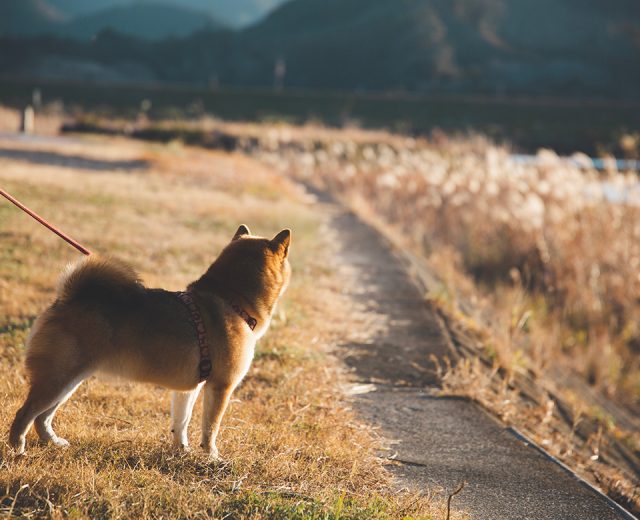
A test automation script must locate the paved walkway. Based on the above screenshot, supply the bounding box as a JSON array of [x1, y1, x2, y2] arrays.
[[328, 206, 634, 520]]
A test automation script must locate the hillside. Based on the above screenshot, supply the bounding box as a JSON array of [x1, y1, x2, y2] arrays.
[[44, 0, 288, 28], [44, 0, 127, 17], [0, 1, 226, 41], [0, 0, 63, 37], [241, 0, 640, 95], [169, 0, 288, 28], [1, 0, 639, 97], [59, 3, 224, 40]]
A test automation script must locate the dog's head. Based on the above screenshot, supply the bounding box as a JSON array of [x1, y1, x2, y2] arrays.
[[193, 225, 291, 317]]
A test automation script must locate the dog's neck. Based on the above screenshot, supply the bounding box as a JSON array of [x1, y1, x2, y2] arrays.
[[189, 276, 280, 333], [227, 300, 258, 331]]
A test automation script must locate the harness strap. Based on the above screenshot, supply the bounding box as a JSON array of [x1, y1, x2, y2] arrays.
[[175, 291, 258, 382], [176, 291, 212, 382], [230, 302, 258, 331]]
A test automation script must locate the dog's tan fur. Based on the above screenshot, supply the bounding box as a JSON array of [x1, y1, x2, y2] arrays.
[[9, 225, 291, 458]]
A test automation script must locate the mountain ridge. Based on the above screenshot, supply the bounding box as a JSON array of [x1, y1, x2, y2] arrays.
[[42, 0, 289, 28], [1, 0, 638, 98], [0, 0, 226, 41], [60, 3, 225, 41]]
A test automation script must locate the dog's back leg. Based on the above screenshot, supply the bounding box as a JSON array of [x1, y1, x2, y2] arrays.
[[9, 368, 89, 454], [9, 322, 92, 455], [34, 378, 85, 447]]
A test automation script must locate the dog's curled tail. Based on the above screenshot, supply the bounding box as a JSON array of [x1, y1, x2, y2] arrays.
[[57, 255, 142, 302]]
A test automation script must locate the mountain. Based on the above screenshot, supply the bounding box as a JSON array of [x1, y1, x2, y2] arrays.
[[58, 3, 225, 40], [167, 0, 289, 28], [0, 1, 226, 41], [1, 0, 639, 98], [239, 0, 640, 95], [0, 0, 64, 36], [44, 0, 289, 28], [42, 0, 128, 18]]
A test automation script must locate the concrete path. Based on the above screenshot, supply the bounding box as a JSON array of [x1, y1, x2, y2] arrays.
[[328, 206, 635, 519]]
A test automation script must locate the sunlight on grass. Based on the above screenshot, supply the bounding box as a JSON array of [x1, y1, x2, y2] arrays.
[[0, 133, 462, 518]]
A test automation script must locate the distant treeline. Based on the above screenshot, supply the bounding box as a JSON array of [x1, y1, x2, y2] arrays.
[[1, 79, 639, 156]]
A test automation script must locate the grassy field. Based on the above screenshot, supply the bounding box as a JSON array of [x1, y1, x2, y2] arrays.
[[1, 79, 640, 156], [4, 103, 638, 510], [3, 101, 639, 512], [0, 133, 461, 518]]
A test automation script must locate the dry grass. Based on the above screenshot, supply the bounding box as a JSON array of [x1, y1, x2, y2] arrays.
[[35, 106, 640, 509], [0, 105, 64, 136], [46, 108, 640, 510], [256, 130, 640, 404], [0, 132, 463, 518], [245, 128, 640, 511]]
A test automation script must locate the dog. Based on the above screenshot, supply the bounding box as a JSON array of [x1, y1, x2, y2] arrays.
[[9, 225, 291, 459]]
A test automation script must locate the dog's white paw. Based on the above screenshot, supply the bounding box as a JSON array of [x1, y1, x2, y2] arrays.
[[51, 436, 70, 448], [207, 452, 224, 463], [11, 441, 26, 456], [201, 442, 222, 462], [172, 441, 191, 453]]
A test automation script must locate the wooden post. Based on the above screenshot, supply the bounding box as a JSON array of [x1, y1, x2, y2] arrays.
[[32, 88, 42, 109], [20, 105, 35, 134], [274, 56, 286, 92]]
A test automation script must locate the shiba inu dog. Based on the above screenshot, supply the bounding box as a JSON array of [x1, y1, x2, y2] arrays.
[[9, 225, 291, 459]]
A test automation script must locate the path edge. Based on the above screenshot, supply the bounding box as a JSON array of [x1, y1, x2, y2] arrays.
[[341, 203, 639, 520], [507, 427, 637, 520]]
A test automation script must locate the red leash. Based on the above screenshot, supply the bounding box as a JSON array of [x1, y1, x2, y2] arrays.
[[0, 188, 92, 256]]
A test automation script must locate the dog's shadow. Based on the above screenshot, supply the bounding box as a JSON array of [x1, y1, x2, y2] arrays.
[[77, 440, 233, 478], [2, 437, 234, 483]]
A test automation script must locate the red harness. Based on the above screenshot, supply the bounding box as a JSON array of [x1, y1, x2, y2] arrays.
[[175, 291, 257, 382]]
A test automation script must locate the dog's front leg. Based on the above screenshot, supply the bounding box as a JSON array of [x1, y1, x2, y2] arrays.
[[201, 383, 234, 460], [171, 384, 203, 450]]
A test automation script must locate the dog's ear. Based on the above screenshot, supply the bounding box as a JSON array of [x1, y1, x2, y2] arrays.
[[271, 229, 291, 256], [233, 224, 250, 240]]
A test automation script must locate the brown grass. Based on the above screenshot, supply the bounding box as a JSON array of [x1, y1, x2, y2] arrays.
[[41, 108, 640, 511], [0, 105, 64, 136], [242, 127, 640, 512], [0, 131, 463, 518], [259, 129, 640, 403], [30, 106, 640, 510]]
